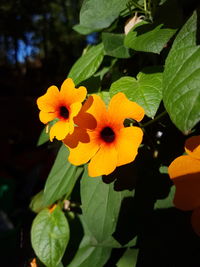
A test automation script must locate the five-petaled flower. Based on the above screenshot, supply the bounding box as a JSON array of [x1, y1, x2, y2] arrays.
[[168, 135, 200, 236], [63, 92, 145, 177], [37, 78, 87, 141]]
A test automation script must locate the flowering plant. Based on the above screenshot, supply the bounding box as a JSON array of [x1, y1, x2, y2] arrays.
[[30, 1, 200, 266]]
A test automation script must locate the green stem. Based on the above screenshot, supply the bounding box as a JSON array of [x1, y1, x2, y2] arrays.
[[144, 0, 147, 12], [141, 111, 168, 128]]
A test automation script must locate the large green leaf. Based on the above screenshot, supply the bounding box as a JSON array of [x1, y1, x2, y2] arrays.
[[67, 236, 111, 267], [79, 0, 128, 30], [43, 145, 83, 206], [124, 22, 176, 54], [80, 167, 132, 243], [68, 43, 104, 85], [116, 248, 139, 267], [110, 68, 163, 118], [102, 33, 131, 58], [31, 206, 70, 267], [163, 11, 200, 133]]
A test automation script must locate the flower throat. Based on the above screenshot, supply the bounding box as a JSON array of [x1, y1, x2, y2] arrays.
[[100, 127, 115, 143]]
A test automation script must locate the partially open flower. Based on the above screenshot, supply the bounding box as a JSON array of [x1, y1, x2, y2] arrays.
[[37, 78, 87, 141], [168, 135, 200, 236], [63, 92, 145, 177]]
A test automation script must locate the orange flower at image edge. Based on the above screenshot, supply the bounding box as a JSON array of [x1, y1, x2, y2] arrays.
[[63, 92, 145, 177], [37, 78, 87, 141], [168, 135, 200, 236]]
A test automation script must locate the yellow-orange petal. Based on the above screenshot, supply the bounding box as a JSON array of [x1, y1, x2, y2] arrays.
[[108, 92, 145, 124], [74, 95, 106, 129], [88, 144, 117, 177], [60, 78, 87, 104], [37, 86, 60, 112], [70, 102, 82, 118], [168, 155, 200, 210], [39, 110, 57, 124], [116, 126, 143, 166], [49, 121, 70, 141], [64, 128, 99, 165], [191, 208, 200, 237], [185, 135, 200, 160]]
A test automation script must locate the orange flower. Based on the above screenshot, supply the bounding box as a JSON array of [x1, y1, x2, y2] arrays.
[[37, 78, 87, 141], [63, 92, 145, 177], [168, 135, 200, 236], [29, 258, 38, 267]]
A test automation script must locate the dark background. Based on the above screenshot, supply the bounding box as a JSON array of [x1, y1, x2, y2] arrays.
[[0, 1, 89, 265]]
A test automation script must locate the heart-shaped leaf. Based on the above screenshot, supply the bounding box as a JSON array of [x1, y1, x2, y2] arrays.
[[110, 67, 163, 118]]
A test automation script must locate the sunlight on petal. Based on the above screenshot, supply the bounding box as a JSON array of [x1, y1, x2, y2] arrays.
[[116, 126, 143, 166], [88, 144, 117, 177], [60, 78, 87, 104], [39, 110, 57, 124], [108, 92, 145, 124], [49, 121, 70, 141], [37, 86, 60, 112], [168, 155, 200, 210]]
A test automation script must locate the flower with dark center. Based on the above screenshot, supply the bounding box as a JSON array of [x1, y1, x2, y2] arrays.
[[37, 78, 87, 141], [63, 92, 145, 177]]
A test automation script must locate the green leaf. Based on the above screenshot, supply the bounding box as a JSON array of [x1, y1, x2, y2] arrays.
[[80, 167, 132, 243], [43, 145, 83, 206], [29, 190, 48, 213], [124, 22, 176, 54], [79, 0, 129, 30], [116, 248, 139, 267], [110, 67, 163, 118], [37, 127, 49, 146], [154, 185, 175, 209], [102, 33, 131, 58], [68, 236, 111, 267], [68, 43, 104, 85], [163, 11, 200, 133], [37, 120, 59, 146], [73, 24, 94, 35], [31, 206, 70, 267]]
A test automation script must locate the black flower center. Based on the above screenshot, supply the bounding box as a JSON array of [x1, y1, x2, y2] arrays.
[[100, 127, 115, 143], [60, 106, 69, 119]]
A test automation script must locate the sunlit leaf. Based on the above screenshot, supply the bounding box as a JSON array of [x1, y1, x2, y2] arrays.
[[68, 43, 104, 85], [110, 67, 163, 118], [31, 206, 69, 267], [124, 22, 176, 54], [163, 11, 200, 133]]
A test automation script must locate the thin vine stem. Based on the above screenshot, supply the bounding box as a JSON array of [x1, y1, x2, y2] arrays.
[[141, 110, 168, 128]]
